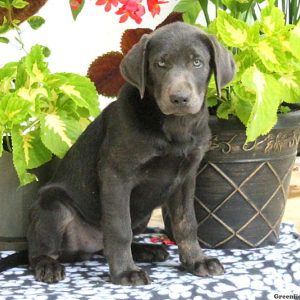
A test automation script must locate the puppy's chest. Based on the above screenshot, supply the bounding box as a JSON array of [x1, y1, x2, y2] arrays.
[[139, 150, 201, 185]]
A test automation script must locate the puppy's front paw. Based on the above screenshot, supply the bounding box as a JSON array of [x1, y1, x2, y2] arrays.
[[112, 269, 151, 286], [32, 256, 65, 283], [187, 257, 225, 277]]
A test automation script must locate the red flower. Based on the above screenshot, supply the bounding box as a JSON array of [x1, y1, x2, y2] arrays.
[[150, 236, 176, 246], [96, 0, 119, 12], [70, 0, 83, 10], [116, 0, 146, 24], [147, 0, 167, 17]]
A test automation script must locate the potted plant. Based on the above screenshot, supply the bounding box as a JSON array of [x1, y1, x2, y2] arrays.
[[0, 0, 99, 250], [162, 0, 300, 249], [85, 0, 300, 248]]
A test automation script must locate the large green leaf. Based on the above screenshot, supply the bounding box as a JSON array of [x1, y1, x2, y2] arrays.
[[261, 2, 285, 36], [11, 128, 52, 185], [23, 45, 49, 83], [247, 21, 260, 45], [232, 85, 255, 126], [216, 101, 233, 120], [173, 0, 200, 12], [17, 86, 49, 113], [242, 66, 282, 142], [234, 49, 258, 79], [174, 0, 201, 24], [183, 7, 201, 24], [40, 111, 82, 158], [254, 38, 289, 73], [46, 73, 99, 117], [216, 10, 249, 48], [0, 93, 31, 127], [222, 0, 252, 13]]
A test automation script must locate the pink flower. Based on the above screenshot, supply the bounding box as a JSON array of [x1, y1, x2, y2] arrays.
[[116, 0, 146, 24], [96, 0, 119, 12], [147, 0, 167, 17]]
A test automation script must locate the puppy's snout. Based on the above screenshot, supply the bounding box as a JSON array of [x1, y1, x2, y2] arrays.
[[169, 93, 191, 106]]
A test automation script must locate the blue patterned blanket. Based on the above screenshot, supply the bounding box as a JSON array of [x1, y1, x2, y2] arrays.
[[0, 223, 299, 299]]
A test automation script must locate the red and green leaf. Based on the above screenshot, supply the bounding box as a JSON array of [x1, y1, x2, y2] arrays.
[[70, 0, 85, 20]]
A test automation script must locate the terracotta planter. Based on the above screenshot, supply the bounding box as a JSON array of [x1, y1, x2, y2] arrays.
[[164, 111, 300, 249]]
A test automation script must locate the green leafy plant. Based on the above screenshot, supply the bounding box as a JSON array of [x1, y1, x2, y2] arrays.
[[174, 0, 300, 142], [174, 0, 300, 25], [0, 44, 99, 185]]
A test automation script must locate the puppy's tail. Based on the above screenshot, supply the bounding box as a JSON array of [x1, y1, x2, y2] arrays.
[[0, 250, 28, 272]]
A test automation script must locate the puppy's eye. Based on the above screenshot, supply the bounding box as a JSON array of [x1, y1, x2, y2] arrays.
[[193, 59, 203, 68], [157, 60, 166, 68]]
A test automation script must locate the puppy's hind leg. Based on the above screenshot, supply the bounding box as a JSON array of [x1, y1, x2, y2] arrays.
[[27, 187, 74, 283]]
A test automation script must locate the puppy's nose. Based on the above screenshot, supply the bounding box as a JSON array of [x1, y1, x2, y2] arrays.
[[170, 94, 190, 105]]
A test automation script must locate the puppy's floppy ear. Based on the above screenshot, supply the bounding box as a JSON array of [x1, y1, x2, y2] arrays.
[[206, 35, 236, 97], [120, 34, 150, 99]]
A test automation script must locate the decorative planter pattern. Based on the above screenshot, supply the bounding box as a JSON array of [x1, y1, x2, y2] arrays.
[[164, 112, 300, 249]]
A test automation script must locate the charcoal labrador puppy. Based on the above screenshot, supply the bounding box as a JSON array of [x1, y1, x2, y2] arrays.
[[0, 22, 235, 285]]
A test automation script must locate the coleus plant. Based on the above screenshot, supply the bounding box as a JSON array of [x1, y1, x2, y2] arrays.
[[174, 0, 300, 142], [69, 0, 168, 24], [0, 0, 99, 186], [0, 45, 99, 185], [199, 0, 300, 142]]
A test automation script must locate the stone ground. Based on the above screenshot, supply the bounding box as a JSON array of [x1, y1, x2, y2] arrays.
[[149, 158, 300, 233]]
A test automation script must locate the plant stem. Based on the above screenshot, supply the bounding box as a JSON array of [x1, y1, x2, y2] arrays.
[[244, 0, 255, 22], [5, 0, 13, 25], [15, 26, 26, 53], [294, 0, 298, 23], [26, 120, 39, 132], [199, 0, 210, 26], [291, 0, 298, 24], [251, 6, 258, 21], [282, 0, 286, 16], [203, 9, 210, 26], [4, 0, 27, 52]]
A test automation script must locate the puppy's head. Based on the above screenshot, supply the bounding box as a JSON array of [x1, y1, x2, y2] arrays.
[[120, 22, 235, 116]]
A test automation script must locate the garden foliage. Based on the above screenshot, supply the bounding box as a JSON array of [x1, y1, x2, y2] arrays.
[[175, 0, 300, 142], [0, 45, 99, 185]]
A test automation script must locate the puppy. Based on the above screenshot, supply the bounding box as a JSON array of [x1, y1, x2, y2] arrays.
[[0, 22, 235, 286]]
